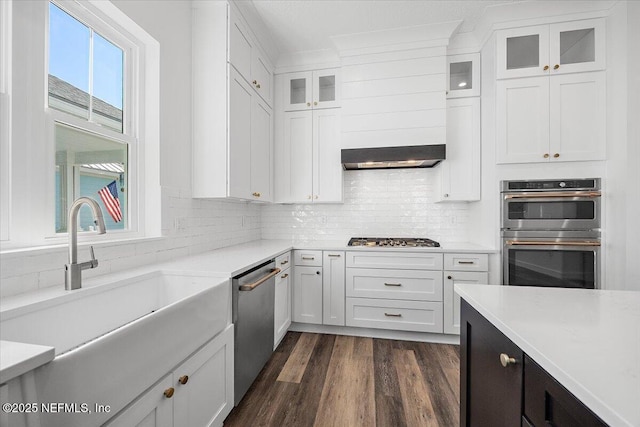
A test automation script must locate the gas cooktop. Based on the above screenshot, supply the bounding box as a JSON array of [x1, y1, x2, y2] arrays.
[[347, 237, 441, 248]]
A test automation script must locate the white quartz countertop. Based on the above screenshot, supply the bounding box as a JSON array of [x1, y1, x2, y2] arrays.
[[455, 284, 640, 427], [0, 340, 54, 384]]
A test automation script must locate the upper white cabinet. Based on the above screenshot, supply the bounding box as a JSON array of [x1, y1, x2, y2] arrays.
[[437, 97, 481, 202], [284, 69, 341, 111], [192, 1, 274, 200], [447, 53, 480, 98], [497, 18, 605, 79], [497, 71, 606, 164], [229, 8, 273, 106]]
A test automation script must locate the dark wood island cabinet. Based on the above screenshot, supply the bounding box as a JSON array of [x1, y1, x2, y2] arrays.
[[460, 299, 607, 427]]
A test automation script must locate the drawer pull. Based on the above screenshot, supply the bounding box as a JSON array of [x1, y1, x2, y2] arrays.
[[499, 353, 517, 367], [302, 256, 315, 260], [328, 254, 341, 257], [384, 282, 402, 287], [280, 260, 289, 265], [280, 273, 289, 279], [384, 312, 402, 317], [458, 261, 475, 265]]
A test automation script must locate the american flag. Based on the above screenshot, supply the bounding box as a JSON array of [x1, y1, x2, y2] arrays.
[[98, 180, 122, 223]]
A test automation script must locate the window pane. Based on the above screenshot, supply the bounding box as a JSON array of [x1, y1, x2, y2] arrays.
[[506, 34, 539, 70], [48, 3, 90, 119], [290, 78, 306, 105], [55, 124, 127, 233], [92, 32, 124, 133], [560, 28, 595, 65], [318, 75, 335, 102]]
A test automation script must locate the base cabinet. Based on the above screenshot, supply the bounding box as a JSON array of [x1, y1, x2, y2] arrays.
[[443, 271, 488, 334], [461, 301, 606, 427], [274, 252, 292, 348], [323, 252, 345, 326], [292, 265, 323, 324], [106, 325, 234, 427]]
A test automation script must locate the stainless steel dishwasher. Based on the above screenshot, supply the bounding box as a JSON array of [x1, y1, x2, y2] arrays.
[[232, 259, 281, 405]]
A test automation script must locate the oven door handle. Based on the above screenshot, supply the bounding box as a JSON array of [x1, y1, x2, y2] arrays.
[[239, 268, 281, 291], [504, 191, 601, 199], [506, 240, 601, 247]]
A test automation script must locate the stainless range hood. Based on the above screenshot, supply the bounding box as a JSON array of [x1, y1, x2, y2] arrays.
[[341, 145, 446, 170]]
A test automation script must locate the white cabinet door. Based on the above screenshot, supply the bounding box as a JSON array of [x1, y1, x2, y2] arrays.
[[443, 271, 488, 335], [293, 265, 323, 324], [173, 326, 234, 427], [251, 49, 273, 106], [438, 97, 480, 202], [312, 68, 341, 109], [313, 109, 342, 203], [496, 25, 550, 79], [276, 111, 313, 202], [104, 375, 173, 427], [229, 68, 253, 199], [228, 8, 252, 81], [284, 71, 312, 111], [447, 53, 480, 98], [323, 252, 345, 326], [496, 77, 550, 164], [549, 19, 605, 75], [549, 71, 606, 162], [250, 97, 273, 201], [274, 268, 291, 348]]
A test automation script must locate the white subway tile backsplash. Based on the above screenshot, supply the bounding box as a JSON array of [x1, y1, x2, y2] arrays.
[[262, 169, 470, 243]]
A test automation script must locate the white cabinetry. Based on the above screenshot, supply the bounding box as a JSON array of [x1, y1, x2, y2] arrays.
[[496, 19, 605, 79], [496, 18, 606, 164], [192, 1, 274, 201], [106, 325, 234, 427], [293, 251, 323, 324], [497, 72, 605, 163], [323, 251, 345, 326], [275, 107, 342, 203], [447, 53, 480, 98], [283, 69, 340, 111], [274, 251, 292, 348], [437, 97, 481, 202], [345, 252, 444, 333], [443, 254, 489, 335]]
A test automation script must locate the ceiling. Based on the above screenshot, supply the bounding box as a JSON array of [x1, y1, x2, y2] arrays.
[[245, 0, 515, 55]]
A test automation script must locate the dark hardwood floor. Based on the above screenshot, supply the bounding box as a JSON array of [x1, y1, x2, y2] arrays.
[[224, 332, 460, 427]]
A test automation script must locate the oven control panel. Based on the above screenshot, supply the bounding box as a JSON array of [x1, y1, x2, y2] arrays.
[[502, 178, 600, 192]]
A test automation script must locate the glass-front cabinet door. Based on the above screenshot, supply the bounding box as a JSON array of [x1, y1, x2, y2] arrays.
[[447, 53, 480, 98], [497, 25, 549, 79], [549, 18, 605, 75], [283, 69, 341, 111], [284, 71, 312, 111]]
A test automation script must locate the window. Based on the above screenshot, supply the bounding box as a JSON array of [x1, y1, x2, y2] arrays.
[[1, 0, 160, 250]]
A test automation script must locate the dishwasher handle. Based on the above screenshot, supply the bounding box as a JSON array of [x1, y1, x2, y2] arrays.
[[239, 268, 281, 291]]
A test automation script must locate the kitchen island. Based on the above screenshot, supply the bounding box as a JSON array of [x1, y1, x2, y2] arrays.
[[455, 284, 640, 427]]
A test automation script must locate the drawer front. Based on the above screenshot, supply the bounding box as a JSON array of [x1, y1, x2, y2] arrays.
[[346, 251, 443, 270], [444, 253, 488, 271], [346, 298, 443, 333], [294, 250, 323, 266], [276, 251, 292, 271], [346, 268, 443, 301]]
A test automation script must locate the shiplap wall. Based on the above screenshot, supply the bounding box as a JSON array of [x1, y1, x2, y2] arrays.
[[341, 48, 447, 149]]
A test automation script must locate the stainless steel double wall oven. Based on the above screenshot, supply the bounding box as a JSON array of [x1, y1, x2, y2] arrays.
[[501, 179, 601, 289]]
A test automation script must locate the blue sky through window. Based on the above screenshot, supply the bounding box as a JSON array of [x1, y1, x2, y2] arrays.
[[49, 2, 123, 110]]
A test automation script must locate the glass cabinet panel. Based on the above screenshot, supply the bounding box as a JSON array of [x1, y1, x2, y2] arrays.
[[450, 61, 472, 91], [318, 75, 335, 102], [289, 78, 307, 105], [506, 34, 540, 70], [559, 28, 595, 65]]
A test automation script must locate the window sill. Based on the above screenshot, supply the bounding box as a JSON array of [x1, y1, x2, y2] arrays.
[[0, 235, 165, 257]]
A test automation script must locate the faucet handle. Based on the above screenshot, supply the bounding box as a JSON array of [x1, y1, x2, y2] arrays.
[[89, 246, 99, 268]]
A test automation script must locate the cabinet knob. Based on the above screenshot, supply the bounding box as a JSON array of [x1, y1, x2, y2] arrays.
[[252, 80, 261, 88], [543, 153, 550, 158], [308, 195, 312, 199], [314, 195, 318, 199], [252, 80, 257, 85], [164, 387, 175, 398], [554, 64, 560, 70], [179, 375, 189, 385], [307, 102, 311, 107], [543, 65, 549, 71], [316, 271, 320, 275], [281, 273, 289, 279], [253, 192, 261, 197], [499, 353, 517, 367], [447, 275, 452, 280], [314, 101, 318, 106], [444, 193, 449, 198], [553, 153, 560, 158]]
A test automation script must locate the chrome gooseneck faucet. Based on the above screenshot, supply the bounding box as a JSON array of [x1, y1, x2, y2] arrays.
[[65, 197, 107, 290]]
